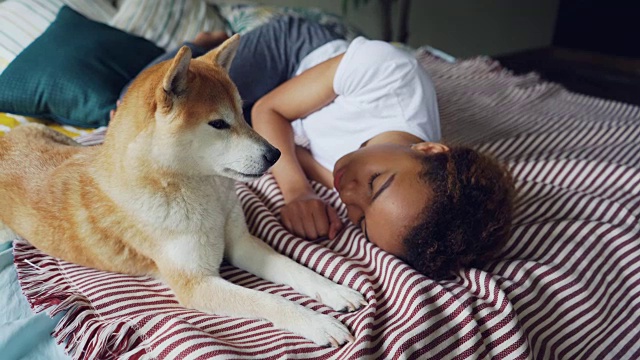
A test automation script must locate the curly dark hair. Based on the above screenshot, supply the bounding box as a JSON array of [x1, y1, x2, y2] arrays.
[[402, 146, 515, 280]]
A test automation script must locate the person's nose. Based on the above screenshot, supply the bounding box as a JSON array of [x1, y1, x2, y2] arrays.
[[338, 176, 361, 203], [338, 179, 367, 223]]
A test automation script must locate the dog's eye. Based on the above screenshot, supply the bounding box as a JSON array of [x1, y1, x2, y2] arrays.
[[208, 119, 230, 130]]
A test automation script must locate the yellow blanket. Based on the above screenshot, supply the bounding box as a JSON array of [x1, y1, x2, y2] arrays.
[[0, 112, 93, 138]]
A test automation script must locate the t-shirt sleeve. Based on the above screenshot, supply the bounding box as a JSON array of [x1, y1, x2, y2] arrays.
[[334, 37, 411, 99], [333, 37, 441, 142]]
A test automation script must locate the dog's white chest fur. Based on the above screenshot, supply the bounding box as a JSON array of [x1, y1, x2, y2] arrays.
[[109, 175, 239, 273]]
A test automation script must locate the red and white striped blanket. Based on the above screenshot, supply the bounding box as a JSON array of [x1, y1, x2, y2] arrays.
[[14, 53, 640, 359]]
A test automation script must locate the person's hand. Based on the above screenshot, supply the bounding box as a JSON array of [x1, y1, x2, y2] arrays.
[[280, 192, 343, 240]]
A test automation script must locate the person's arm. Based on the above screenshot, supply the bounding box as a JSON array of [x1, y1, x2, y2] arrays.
[[251, 54, 344, 239], [295, 145, 333, 189]]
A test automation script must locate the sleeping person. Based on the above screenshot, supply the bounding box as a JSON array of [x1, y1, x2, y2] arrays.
[[117, 15, 515, 280]]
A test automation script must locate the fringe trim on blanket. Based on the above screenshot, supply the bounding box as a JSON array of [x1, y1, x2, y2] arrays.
[[13, 240, 143, 360]]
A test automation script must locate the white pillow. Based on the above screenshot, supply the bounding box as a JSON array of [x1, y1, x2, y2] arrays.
[[109, 0, 227, 51], [0, 0, 116, 73]]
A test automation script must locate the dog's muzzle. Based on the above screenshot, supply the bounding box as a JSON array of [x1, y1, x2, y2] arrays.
[[223, 145, 281, 181], [263, 146, 281, 166]]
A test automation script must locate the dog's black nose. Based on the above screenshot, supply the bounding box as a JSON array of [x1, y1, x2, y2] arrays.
[[264, 147, 281, 165]]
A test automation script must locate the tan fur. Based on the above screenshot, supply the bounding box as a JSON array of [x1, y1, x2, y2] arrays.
[[0, 35, 364, 346]]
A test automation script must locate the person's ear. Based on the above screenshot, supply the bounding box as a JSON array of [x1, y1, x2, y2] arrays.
[[411, 142, 449, 155]]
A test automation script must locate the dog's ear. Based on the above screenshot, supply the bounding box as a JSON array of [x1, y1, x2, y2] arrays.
[[162, 46, 192, 97], [200, 34, 240, 71]]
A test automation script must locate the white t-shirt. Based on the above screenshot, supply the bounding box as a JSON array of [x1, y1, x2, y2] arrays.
[[291, 36, 441, 171]]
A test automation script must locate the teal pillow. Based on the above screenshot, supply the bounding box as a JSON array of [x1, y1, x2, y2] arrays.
[[0, 6, 164, 128]]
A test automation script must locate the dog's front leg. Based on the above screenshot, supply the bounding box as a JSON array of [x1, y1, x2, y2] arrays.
[[161, 269, 353, 347], [224, 209, 366, 312]]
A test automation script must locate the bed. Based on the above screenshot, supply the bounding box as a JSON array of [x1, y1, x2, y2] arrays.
[[1, 1, 639, 359]]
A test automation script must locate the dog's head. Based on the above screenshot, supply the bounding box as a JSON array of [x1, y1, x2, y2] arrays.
[[115, 35, 280, 182]]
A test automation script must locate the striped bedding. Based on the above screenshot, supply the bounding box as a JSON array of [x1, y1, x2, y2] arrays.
[[13, 52, 640, 359]]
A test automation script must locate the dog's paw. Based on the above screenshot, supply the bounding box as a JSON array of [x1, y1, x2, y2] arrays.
[[293, 312, 355, 347], [315, 283, 367, 313]]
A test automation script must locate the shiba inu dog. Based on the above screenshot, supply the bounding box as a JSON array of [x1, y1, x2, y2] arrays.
[[0, 35, 364, 346]]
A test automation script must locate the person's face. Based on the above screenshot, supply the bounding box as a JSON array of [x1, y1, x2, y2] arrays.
[[333, 142, 448, 257]]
